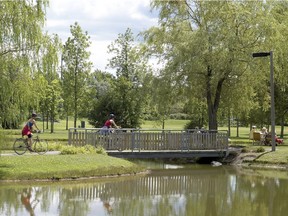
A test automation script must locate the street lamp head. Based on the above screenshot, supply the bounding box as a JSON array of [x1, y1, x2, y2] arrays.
[[252, 52, 270, 58]]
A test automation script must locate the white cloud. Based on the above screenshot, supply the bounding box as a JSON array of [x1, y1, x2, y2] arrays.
[[45, 0, 158, 73]]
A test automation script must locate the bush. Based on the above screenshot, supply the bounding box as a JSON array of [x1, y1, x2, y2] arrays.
[[94, 145, 107, 155], [241, 147, 249, 153], [60, 145, 78, 155], [48, 143, 107, 155], [169, 113, 189, 120], [184, 120, 204, 130], [255, 146, 265, 153], [48, 142, 63, 151]]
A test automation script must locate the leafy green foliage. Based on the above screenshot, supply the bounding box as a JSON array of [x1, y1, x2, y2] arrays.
[[89, 28, 150, 128], [145, 0, 275, 130], [62, 22, 92, 128]]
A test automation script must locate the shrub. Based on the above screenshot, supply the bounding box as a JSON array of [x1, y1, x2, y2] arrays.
[[48, 143, 107, 155], [241, 147, 249, 153], [60, 145, 79, 155], [48, 142, 63, 151], [94, 145, 107, 155], [255, 146, 265, 153], [169, 113, 189, 120], [184, 120, 204, 130]]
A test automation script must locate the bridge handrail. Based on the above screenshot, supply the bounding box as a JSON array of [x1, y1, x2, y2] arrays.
[[68, 128, 229, 152]]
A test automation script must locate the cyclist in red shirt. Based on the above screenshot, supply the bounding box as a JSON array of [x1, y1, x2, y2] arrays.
[[101, 114, 119, 134], [22, 112, 40, 151]]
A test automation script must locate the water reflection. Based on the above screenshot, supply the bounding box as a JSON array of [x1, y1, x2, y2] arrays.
[[20, 187, 39, 216], [1, 165, 288, 216]]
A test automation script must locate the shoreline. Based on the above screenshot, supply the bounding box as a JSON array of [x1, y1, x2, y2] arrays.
[[225, 150, 288, 170]]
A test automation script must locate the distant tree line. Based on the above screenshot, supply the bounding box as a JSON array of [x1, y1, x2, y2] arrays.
[[1, 0, 288, 138]]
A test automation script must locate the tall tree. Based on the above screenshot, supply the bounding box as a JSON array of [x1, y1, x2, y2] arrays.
[[144, 0, 273, 130], [107, 28, 149, 128], [62, 22, 92, 129], [0, 0, 48, 128], [35, 34, 62, 132], [270, 1, 288, 137]]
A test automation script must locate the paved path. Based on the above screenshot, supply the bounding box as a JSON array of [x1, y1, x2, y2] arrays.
[[0, 151, 61, 156]]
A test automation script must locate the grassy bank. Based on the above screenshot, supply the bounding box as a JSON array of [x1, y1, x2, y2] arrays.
[[249, 145, 288, 164], [0, 154, 145, 181]]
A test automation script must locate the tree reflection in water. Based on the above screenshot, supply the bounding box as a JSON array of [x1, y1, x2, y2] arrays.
[[20, 187, 39, 216], [0, 165, 288, 216]]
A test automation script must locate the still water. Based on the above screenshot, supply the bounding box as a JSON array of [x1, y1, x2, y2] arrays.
[[1, 162, 288, 216]]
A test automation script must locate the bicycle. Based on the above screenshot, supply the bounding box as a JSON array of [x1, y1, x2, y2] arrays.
[[97, 128, 124, 151], [13, 131, 48, 155]]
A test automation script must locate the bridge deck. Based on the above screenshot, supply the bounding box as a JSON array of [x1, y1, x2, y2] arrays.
[[107, 149, 229, 159]]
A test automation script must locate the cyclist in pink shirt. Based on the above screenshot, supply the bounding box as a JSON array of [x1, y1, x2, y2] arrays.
[[101, 114, 119, 134], [22, 112, 40, 151]]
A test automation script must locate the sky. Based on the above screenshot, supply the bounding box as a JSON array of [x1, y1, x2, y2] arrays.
[[44, 0, 159, 73]]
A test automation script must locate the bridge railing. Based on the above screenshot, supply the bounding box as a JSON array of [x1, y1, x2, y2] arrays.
[[68, 128, 229, 151]]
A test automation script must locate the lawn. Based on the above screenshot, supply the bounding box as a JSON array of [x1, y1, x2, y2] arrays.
[[0, 154, 145, 181]]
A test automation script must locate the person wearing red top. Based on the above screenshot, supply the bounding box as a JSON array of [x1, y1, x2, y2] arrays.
[[100, 114, 119, 134], [22, 112, 40, 151]]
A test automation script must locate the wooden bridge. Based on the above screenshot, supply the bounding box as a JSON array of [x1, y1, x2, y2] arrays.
[[68, 128, 230, 158]]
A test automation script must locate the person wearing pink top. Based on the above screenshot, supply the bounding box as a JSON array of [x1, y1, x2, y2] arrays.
[[100, 114, 119, 134]]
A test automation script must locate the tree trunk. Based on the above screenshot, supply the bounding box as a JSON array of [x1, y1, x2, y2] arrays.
[[206, 66, 225, 130], [73, 57, 78, 129], [227, 109, 231, 137], [50, 114, 54, 133], [280, 113, 285, 138], [66, 114, 68, 130], [236, 118, 239, 138], [208, 107, 218, 130], [46, 114, 49, 130], [42, 112, 45, 132]]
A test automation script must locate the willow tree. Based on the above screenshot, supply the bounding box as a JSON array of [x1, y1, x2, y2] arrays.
[[35, 34, 62, 133], [62, 22, 92, 129], [269, 1, 288, 137], [144, 0, 273, 130], [0, 0, 48, 128]]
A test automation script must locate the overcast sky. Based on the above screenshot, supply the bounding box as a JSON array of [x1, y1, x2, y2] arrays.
[[44, 0, 158, 73]]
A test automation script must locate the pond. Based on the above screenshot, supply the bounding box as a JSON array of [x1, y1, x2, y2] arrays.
[[0, 161, 288, 216]]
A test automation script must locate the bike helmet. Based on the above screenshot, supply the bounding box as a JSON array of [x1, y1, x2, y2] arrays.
[[32, 112, 37, 117], [109, 113, 115, 119]]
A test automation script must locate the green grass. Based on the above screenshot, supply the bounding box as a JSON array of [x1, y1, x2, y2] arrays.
[[253, 146, 288, 164], [141, 119, 190, 130], [0, 154, 145, 181]]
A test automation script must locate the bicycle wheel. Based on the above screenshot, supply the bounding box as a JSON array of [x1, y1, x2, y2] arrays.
[[13, 139, 27, 155], [33, 139, 48, 155]]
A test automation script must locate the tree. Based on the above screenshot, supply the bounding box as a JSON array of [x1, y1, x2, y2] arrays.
[[87, 70, 115, 127], [36, 34, 62, 132], [144, 0, 273, 130], [270, 1, 288, 138], [0, 0, 48, 128], [107, 28, 149, 128], [62, 22, 92, 129]]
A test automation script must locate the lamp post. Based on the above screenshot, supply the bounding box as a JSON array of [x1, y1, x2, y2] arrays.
[[252, 51, 276, 151]]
